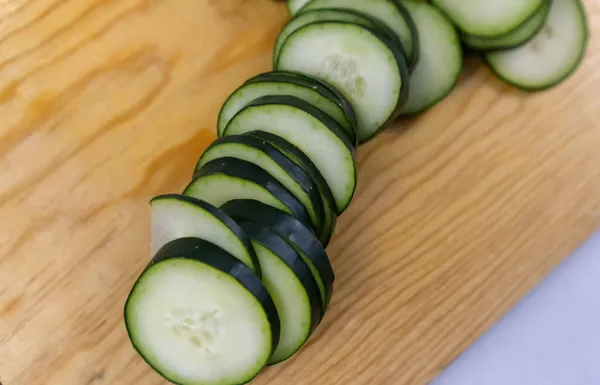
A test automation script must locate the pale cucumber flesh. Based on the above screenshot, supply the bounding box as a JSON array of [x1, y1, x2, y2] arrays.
[[485, 0, 588, 91]]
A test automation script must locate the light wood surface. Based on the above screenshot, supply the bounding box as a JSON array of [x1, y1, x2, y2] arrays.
[[1, 1, 599, 384]]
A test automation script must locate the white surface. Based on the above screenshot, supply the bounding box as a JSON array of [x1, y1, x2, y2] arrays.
[[431, 231, 600, 385]]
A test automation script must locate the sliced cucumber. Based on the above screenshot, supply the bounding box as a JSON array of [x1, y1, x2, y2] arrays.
[[275, 21, 409, 143], [299, 0, 419, 70], [247, 130, 338, 247], [184, 157, 315, 233], [401, 0, 462, 115], [239, 222, 322, 365], [463, 2, 551, 51], [150, 194, 260, 276], [218, 71, 357, 144], [485, 0, 588, 91], [222, 199, 335, 313], [124, 237, 280, 385], [432, 0, 546, 37], [195, 135, 325, 240], [223, 95, 357, 214], [274, 9, 381, 68], [287, 0, 311, 16], [125, 0, 593, 378]]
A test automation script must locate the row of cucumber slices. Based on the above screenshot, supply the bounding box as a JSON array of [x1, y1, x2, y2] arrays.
[[287, 0, 588, 93], [124, 0, 589, 384]]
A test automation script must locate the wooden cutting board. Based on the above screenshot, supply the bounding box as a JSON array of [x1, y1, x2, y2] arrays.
[[1, 1, 599, 384]]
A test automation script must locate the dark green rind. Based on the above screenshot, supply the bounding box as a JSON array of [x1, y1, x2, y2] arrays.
[[400, 0, 463, 116], [124, 237, 280, 385], [341, 21, 411, 140], [462, 1, 551, 51], [246, 131, 336, 211], [222, 199, 335, 314], [244, 71, 359, 145], [239, 222, 322, 364], [194, 135, 325, 239], [188, 157, 316, 234], [246, 130, 338, 247], [393, 0, 420, 71], [484, 0, 588, 92], [239, 221, 322, 329], [360, 23, 411, 132], [150, 193, 261, 278]]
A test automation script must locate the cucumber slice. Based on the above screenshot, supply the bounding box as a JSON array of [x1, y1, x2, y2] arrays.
[[196, 135, 325, 240], [485, 0, 588, 91], [223, 95, 357, 214], [150, 194, 260, 276], [222, 199, 335, 313], [124, 237, 280, 385], [299, 0, 419, 70], [287, 0, 311, 16], [184, 157, 315, 233], [401, 0, 462, 115], [239, 222, 322, 365], [462, 2, 551, 51], [274, 9, 379, 71], [276, 21, 409, 143], [247, 130, 338, 247], [218, 71, 357, 144], [432, 0, 546, 37]]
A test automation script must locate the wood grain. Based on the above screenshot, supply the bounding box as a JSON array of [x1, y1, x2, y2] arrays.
[[0, 1, 599, 384]]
